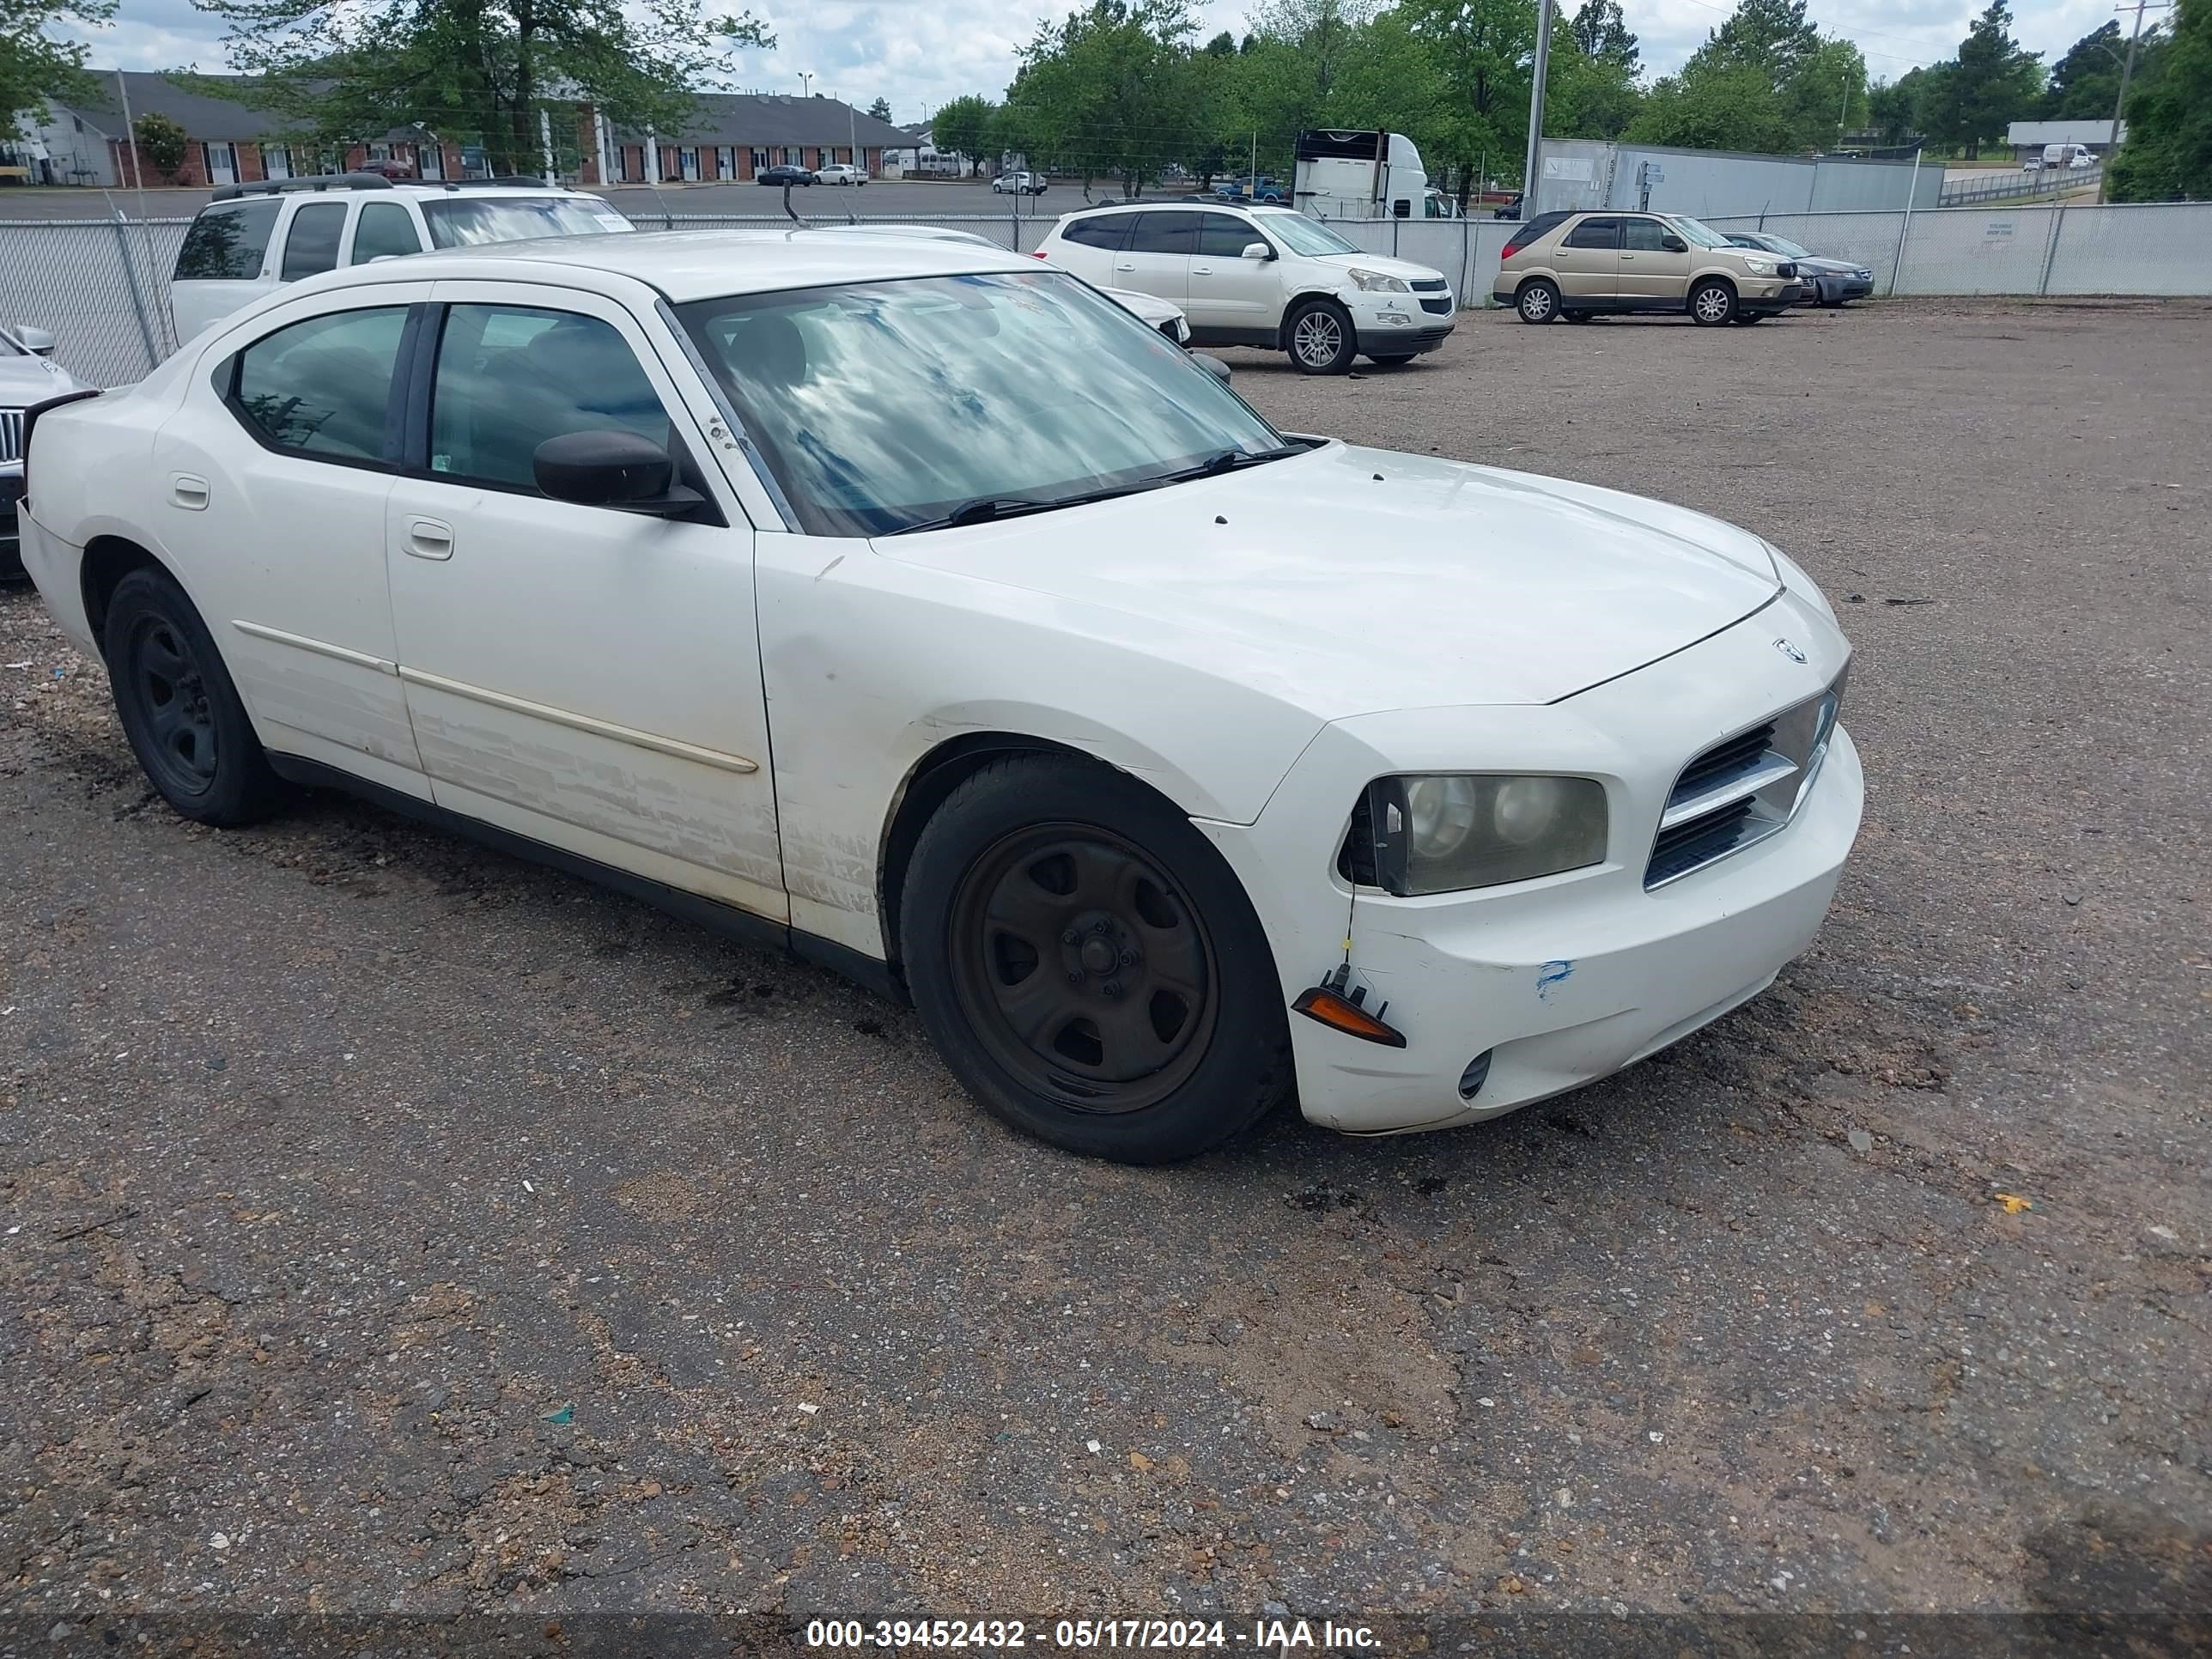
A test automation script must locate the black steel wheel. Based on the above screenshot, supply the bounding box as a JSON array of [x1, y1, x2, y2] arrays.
[[104, 566, 287, 825], [902, 754, 1291, 1162]]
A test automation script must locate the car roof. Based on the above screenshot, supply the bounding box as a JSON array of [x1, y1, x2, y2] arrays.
[[298, 227, 1037, 301], [199, 182, 594, 214], [1062, 198, 1281, 218]]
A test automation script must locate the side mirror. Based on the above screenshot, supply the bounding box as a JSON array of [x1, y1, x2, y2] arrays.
[[533, 430, 703, 517], [1194, 352, 1232, 385], [1661, 234, 1686, 252], [15, 325, 58, 357], [1240, 240, 1272, 261]]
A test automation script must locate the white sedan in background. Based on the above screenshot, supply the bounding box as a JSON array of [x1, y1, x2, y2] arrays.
[[15, 230, 1861, 1164], [816, 164, 868, 185]]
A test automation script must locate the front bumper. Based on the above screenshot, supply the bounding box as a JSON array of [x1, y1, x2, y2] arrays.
[[1741, 278, 1805, 312], [1199, 591, 1863, 1135], [0, 468, 21, 580], [1348, 289, 1455, 354], [1808, 274, 1875, 303]]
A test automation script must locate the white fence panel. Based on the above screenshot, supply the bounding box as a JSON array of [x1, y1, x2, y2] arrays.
[[2045, 203, 2212, 295]]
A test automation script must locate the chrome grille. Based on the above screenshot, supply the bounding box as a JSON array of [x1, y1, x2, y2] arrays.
[[0, 409, 22, 465], [1644, 676, 1845, 889]]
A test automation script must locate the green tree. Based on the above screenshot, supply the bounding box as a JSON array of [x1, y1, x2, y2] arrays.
[[185, 0, 773, 174], [2, 0, 117, 141], [867, 95, 893, 121], [1688, 0, 1820, 83], [1923, 0, 2042, 157], [1626, 62, 1794, 151], [2041, 20, 2167, 118], [1782, 36, 1868, 149], [2107, 0, 2212, 199], [931, 93, 998, 175], [1567, 0, 1637, 72], [1865, 70, 1929, 144], [1552, 8, 1644, 140], [1393, 0, 1537, 186], [133, 109, 191, 180], [1005, 0, 1204, 196]]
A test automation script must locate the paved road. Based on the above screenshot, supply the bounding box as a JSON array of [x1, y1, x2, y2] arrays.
[[0, 179, 1137, 222], [3, 301, 2208, 1649]]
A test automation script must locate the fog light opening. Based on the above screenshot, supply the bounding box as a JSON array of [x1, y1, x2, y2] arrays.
[[1458, 1049, 1493, 1100]]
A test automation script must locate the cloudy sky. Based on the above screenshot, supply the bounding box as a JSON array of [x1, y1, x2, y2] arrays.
[[92, 0, 2126, 125]]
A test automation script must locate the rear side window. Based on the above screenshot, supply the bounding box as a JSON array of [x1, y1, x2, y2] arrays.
[[1500, 210, 1570, 257], [350, 202, 423, 264], [175, 200, 280, 281], [1060, 214, 1133, 251], [1564, 217, 1621, 250], [1127, 213, 1199, 255], [229, 306, 408, 461], [280, 201, 349, 280]]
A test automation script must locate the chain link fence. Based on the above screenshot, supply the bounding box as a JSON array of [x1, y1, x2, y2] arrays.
[[1937, 167, 2101, 207], [5, 200, 2211, 388]]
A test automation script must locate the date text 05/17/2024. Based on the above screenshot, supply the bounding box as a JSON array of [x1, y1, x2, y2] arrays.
[[803, 1619, 1382, 1650]]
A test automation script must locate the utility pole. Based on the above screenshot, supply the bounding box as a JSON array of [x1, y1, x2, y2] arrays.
[[2100, 0, 2168, 202], [1522, 0, 1553, 213]]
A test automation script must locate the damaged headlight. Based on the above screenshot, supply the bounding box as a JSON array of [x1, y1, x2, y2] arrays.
[[1346, 267, 1411, 293], [1345, 775, 1610, 895]]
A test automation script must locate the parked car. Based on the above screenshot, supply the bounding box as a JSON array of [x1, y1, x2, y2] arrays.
[[758, 164, 815, 186], [1036, 201, 1454, 373], [15, 229, 1859, 1163], [1492, 191, 1523, 221], [816, 163, 868, 186], [1725, 233, 1873, 307], [1494, 210, 1805, 325], [992, 171, 1048, 195], [355, 158, 416, 180], [1, 322, 87, 579], [168, 174, 634, 343], [1212, 175, 1288, 204]]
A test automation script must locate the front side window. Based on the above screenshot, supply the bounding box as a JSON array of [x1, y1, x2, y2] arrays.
[[1257, 213, 1358, 257], [175, 200, 281, 281], [418, 198, 630, 248], [280, 201, 348, 280], [1621, 218, 1674, 252], [230, 306, 408, 460], [678, 270, 1288, 538], [1194, 213, 1261, 258], [1565, 217, 1621, 250], [1664, 215, 1733, 249], [428, 304, 670, 491], [350, 201, 424, 263]]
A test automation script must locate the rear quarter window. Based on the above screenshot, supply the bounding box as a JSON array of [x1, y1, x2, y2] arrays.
[[1060, 215, 1133, 251], [175, 200, 281, 281]]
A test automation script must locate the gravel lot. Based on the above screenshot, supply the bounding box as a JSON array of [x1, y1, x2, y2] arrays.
[[3, 299, 2208, 1652]]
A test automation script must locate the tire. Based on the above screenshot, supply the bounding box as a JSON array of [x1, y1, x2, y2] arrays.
[[1516, 279, 1560, 324], [1734, 312, 1767, 324], [900, 754, 1292, 1163], [103, 566, 288, 826], [1365, 353, 1418, 366], [1285, 298, 1357, 374], [1689, 280, 1736, 326], [1563, 310, 1592, 323]]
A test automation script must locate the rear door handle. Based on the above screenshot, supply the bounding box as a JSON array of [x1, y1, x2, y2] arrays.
[[169, 474, 209, 511], [1192, 264, 1213, 275], [404, 518, 453, 561], [1620, 253, 1638, 261]]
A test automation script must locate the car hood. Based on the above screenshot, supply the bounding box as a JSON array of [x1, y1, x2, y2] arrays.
[[1792, 255, 1867, 274], [1308, 251, 1446, 286], [1103, 286, 1182, 326], [0, 355, 82, 405], [873, 441, 1782, 715]]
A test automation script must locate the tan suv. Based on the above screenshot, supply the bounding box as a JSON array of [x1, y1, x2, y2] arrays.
[[1492, 210, 1805, 326]]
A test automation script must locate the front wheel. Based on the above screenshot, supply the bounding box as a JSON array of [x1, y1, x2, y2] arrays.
[[1366, 353, 1418, 366], [1285, 298, 1357, 374], [901, 755, 1291, 1163], [1734, 312, 1768, 325], [1689, 281, 1736, 325], [1516, 279, 1560, 324], [104, 567, 288, 826]]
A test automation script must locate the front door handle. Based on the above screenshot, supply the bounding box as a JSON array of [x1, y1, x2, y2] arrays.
[[1192, 264, 1213, 275], [169, 474, 209, 511], [1113, 261, 1136, 271], [1620, 253, 1638, 261], [404, 518, 454, 561]]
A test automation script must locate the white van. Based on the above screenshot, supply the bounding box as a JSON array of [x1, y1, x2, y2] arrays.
[[169, 175, 634, 344], [2034, 143, 2095, 171]]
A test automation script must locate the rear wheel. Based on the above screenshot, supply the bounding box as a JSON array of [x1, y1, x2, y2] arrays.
[[901, 755, 1291, 1163], [1689, 280, 1736, 326], [1516, 279, 1560, 324], [103, 567, 288, 826], [1285, 298, 1357, 374]]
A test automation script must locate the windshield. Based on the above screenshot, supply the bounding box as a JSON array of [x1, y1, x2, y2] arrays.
[[1664, 216, 1733, 249], [1261, 214, 1360, 257], [677, 270, 1288, 538], [420, 198, 632, 248], [1759, 235, 1813, 258]]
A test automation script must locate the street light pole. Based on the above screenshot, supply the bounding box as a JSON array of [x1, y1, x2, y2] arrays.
[[1521, 0, 1554, 213]]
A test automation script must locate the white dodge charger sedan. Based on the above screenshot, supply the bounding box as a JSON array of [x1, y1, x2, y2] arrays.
[[15, 229, 1862, 1164]]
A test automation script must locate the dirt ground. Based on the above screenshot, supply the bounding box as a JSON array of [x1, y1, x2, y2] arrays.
[[3, 298, 2208, 1654]]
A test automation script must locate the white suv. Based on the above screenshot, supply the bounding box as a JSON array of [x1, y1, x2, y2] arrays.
[[1036, 201, 1454, 373], [169, 174, 635, 344]]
